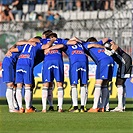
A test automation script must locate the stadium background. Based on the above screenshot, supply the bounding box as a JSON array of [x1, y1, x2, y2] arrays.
[[0, 0, 133, 98]]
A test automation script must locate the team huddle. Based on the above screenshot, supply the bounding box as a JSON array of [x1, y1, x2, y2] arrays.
[[2, 30, 132, 113]]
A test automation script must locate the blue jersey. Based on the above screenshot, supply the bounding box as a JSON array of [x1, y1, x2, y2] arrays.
[[64, 42, 87, 65], [17, 43, 42, 67], [15, 43, 42, 84], [83, 40, 113, 64], [2, 52, 20, 83], [64, 42, 88, 85], [42, 38, 68, 61], [2, 52, 20, 66], [41, 38, 68, 83]]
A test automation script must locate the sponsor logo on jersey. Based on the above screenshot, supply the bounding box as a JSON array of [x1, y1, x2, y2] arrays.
[[72, 50, 84, 55], [19, 54, 30, 58]]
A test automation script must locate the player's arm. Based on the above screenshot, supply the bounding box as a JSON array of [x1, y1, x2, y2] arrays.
[[5, 47, 19, 56], [41, 37, 57, 50], [16, 39, 38, 46], [87, 43, 105, 49], [67, 36, 83, 45], [44, 44, 65, 54], [110, 41, 119, 51]]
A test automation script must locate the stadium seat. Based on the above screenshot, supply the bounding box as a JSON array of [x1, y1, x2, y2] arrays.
[[83, 11, 91, 20], [41, 4, 48, 12], [98, 11, 106, 19], [90, 11, 98, 19], [69, 11, 77, 20], [77, 11, 84, 20], [62, 11, 70, 20], [35, 4, 42, 13], [23, 4, 28, 14]]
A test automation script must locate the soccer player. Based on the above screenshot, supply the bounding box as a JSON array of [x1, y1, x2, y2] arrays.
[[63, 40, 89, 112], [83, 37, 115, 112], [41, 33, 66, 112], [41, 33, 77, 112], [104, 40, 132, 112], [9, 36, 56, 113], [16, 30, 55, 111], [2, 45, 20, 112]]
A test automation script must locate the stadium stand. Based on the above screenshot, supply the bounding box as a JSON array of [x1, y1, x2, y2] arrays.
[[0, 0, 132, 61]]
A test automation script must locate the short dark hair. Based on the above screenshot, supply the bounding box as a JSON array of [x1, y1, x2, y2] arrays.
[[48, 32, 57, 38], [34, 36, 42, 40], [42, 30, 53, 38], [86, 37, 98, 42]]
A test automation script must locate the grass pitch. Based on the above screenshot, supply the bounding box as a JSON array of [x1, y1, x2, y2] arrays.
[[0, 98, 133, 133]]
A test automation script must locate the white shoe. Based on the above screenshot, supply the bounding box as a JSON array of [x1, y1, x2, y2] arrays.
[[9, 109, 19, 113], [110, 107, 123, 112]]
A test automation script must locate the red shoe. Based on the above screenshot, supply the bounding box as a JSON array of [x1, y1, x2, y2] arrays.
[[25, 108, 35, 113], [88, 108, 99, 112], [42, 109, 46, 113], [19, 108, 25, 113], [99, 108, 104, 112], [58, 109, 64, 112]]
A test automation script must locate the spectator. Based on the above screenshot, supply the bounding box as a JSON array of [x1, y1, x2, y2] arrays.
[[57, 0, 64, 11], [44, 10, 54, 29], [54, 12, 60, 26], [36, 13, 45, 29], [65, 0, 73, 11], [1, 5, 15, 21], [104, 0, 114, 10], [27, 0, 36, 14], [11, 0, 23, 21], [76, 0, 81, 11], [47, 0, 55, 10]]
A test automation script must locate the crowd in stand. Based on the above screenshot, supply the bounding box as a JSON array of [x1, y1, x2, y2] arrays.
[[0, 0, 127, 23]]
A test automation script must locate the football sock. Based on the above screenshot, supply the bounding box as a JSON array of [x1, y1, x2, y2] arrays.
[[122, 86, 126, 110], [58, 87, 64, 110], [92, 84, 101, 109], [6, 87, 14, 110], [25, 87, 32, 109], [117, 85, 123, 108], [80, 86, 86, 106], [101, 86, 109, 108], [13, 88, 18, 109], [42, 87, 48, 110], [29, 89, 33, 107], [85, 86, 88, 106], [47, 87, 53, 107], [16, 88, 23, 109], [71, 86, 78, 107]]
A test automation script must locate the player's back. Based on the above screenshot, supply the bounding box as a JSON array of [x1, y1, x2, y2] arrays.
[[17, 43, 42, 67], [64, 42, 87, 65], [83, 41, 113, 64]]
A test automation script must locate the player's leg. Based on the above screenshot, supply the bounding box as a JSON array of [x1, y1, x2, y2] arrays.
[[80, 85, 87, 112], [69, 84, 79, 112], [13, 85, 19, 110], [42, 82, 49, 112], [110, 78, 125, 112], [16, 83, 25, 113], [57, 82, 64, 112], [6, 82, 18, 112], [100, 80, 110, 112], [24, 84, 36, 113], [47, 82, 54, 111], [88, 79, 102, 112]]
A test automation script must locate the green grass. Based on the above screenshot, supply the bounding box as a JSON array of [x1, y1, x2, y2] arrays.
[[0, 98, 133, 133]]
